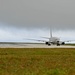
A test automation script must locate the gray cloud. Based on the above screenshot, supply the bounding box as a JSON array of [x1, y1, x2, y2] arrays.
[[0, 0, 75, 29]]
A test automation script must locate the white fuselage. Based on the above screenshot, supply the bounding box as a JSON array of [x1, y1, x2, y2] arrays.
[[49, 37, 60, 44]]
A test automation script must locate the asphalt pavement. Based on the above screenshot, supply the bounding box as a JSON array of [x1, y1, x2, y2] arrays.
[[0, 43, 75, 48]]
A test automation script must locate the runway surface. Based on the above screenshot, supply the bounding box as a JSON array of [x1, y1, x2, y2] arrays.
[[0, 43, 75, 48]]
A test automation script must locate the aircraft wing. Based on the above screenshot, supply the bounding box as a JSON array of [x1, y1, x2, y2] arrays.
[[26, 39, 47, 42], [63, 40, 75, 42]]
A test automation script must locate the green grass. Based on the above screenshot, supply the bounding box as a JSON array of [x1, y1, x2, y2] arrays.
[[65, 44, 75, 46], [0, 48, 75, 75]]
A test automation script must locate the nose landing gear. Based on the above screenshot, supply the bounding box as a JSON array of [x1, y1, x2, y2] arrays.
[[57, 41, 60, 46]]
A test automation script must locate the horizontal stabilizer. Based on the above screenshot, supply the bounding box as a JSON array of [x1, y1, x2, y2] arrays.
[[41, 37, 50, 39]]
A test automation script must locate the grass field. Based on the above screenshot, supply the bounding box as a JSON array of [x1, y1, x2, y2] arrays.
[[0, 48, 75, 75]]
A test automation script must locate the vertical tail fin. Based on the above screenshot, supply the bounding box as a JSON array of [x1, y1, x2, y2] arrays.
[[49, 28, 52, 42], [50, 28, 52, 38]]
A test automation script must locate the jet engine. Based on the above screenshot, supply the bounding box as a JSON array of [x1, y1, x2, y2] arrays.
[[45, 42, 49, 45], [61, 42, 65, 45], [45, 42, 51, 46], [57, 41, 65, 45]]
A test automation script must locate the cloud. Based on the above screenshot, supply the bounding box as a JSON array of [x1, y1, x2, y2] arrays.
[[0, 25, 75, 43], [0, 0, 75, 29]]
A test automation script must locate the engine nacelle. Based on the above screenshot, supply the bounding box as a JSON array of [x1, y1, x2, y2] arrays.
[[45, 42, 49, 45], [61, 42, 65, 45], [45, 42, 51, 46], [58, 41, 65, 45]]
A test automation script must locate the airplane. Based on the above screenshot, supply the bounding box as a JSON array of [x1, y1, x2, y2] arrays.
[[26, 29, 73, 46]]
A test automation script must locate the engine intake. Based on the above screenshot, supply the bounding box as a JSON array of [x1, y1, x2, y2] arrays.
[[45, 42, 48, 45], [62, 42, 65, 45]]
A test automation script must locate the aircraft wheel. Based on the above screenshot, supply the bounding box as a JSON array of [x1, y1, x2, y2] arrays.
[[48, 44, 51, 46], [57, 41, 60, 46], [57, 44, 60, 46]]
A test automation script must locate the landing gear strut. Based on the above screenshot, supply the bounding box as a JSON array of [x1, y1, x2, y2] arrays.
[[45, 42, 51, 46], [57, 41, 60, 46], [48, 44, 51, 46], [57, 44, 60, 46]]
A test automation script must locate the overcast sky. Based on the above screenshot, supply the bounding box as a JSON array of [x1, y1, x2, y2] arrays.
[[0, 0, 75, 42]]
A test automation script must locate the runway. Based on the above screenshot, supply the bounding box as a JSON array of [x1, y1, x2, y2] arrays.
[[0, 43, 75, 48]]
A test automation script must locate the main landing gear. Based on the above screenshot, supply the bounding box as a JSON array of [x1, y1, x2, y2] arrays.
[[45, 42, 51, 46], [48, 43, 51, 46]]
